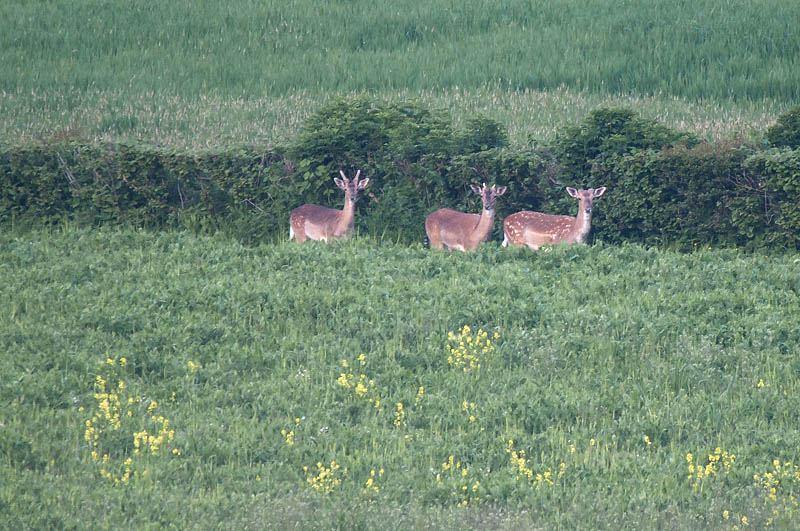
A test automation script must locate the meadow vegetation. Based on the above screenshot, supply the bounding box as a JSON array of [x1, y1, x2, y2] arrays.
[[2, 228, 800, 529]]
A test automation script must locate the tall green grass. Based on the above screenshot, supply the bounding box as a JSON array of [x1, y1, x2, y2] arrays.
[[2, 227, 799, 529], [3, 0, 798, 99], [2, 0, 798, 147]]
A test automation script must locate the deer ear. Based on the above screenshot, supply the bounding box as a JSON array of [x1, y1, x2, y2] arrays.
[[334, 178, 346, 190], [495, 186, 507, 196], [566, 187, 579, 198], [470, 184, 482, 195], [357, 178, 370, 190], [593, 187, 606, 197]]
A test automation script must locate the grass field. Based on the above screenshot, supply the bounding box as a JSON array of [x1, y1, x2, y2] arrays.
[[2, 227, 800, 529], [2, 0, 799, 147], [1, 84, 788, 149]]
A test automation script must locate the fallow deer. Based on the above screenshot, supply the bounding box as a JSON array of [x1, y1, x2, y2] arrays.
[[289, 170, 370, 242], [425, 183, 507, 251], [502, 187, 606, 250]]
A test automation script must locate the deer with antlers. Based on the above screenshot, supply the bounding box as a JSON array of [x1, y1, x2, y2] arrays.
[[425, 183, 507, 251], [289, 170, 370, 243], [502, 187, 606, 250]]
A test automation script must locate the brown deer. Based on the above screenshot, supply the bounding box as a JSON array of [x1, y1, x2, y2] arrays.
[[289, 170, 370, 242], [502, 187, 606, 250], [425, 183, 507, 251]]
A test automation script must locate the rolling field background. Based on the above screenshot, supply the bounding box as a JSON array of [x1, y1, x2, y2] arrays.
[[3, 0, 800, 528], [2, 0, 799, 147]]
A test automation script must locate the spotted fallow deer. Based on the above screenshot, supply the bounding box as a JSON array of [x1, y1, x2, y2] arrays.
[[502, 187, 606, 250], [289, 170, 370, 242], [425, 183, 507, 251]]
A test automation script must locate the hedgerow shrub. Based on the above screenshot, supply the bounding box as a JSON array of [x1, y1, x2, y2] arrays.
[[0, 143, 74, 225], [766, 106, 800, 149], [0, 140, 289, 240], [737, 148, 800, 248], [592, 141, 755, 249], [0, 99, 517, 243], [553, 107, 698, 185], [1, 100, 799, 250]]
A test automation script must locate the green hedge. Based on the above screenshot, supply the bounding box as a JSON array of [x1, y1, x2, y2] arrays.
[[588, 143, 800, 250], [0, 141, 552, 244], [591, 142, 751, 249], [1, 101, 799, 250], [738, 148, 800, 248], [0, 142, 292, 243], [766, 105, 800, 149]]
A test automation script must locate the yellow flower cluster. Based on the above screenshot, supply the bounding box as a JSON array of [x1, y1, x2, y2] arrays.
[[281, 430, 295, 446], [83, 356, 180, 485], [97, 457, 138, 484], [132, 407, 175, 456], [506, 440, 534, 481], [393, 402, 407, 428], [435, 455, 481, 508], [281, 417, 301, 447], [506, 440, 565, 488], [461, 401, 477, 423], [753, 459, 800, 526], [305, 460, 344, 493], [446, 325, 499, 372], [363, 468, 385, 498], [686, 447, 735, 489], [337, 356, 380, 407], [86, 375, 122, 437], [415, 386, 424, 407]]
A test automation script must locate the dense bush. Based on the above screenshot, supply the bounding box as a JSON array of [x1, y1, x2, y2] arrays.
[[0, 143, 74, 225], [737, 148, 800, 248], [1, 101, 799, 250], [0, 141, 291, 243], [766, 105, 800, 149], [552, 107, 698, 185], [592, 142, 753, 249], [0, 99, 519, 243]]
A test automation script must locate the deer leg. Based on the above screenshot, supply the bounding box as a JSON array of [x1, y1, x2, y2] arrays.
[[292, 220, 307, 242]]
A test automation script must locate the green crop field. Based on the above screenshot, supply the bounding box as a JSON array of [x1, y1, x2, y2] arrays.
[[1, 0, 798, 147], [2, 228, 800, 529]]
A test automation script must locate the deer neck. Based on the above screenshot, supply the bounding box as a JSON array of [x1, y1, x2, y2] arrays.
[[471, 207, 496, 242], [335, 196, 356, 236], [569, 205, 593, 243]]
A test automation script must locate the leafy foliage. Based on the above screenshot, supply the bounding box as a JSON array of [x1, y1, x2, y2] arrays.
[[766, 105, 800, 149], [738, 148, 800, 248], [593, 141, 754, 249], [552, 107, 698, 185]]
